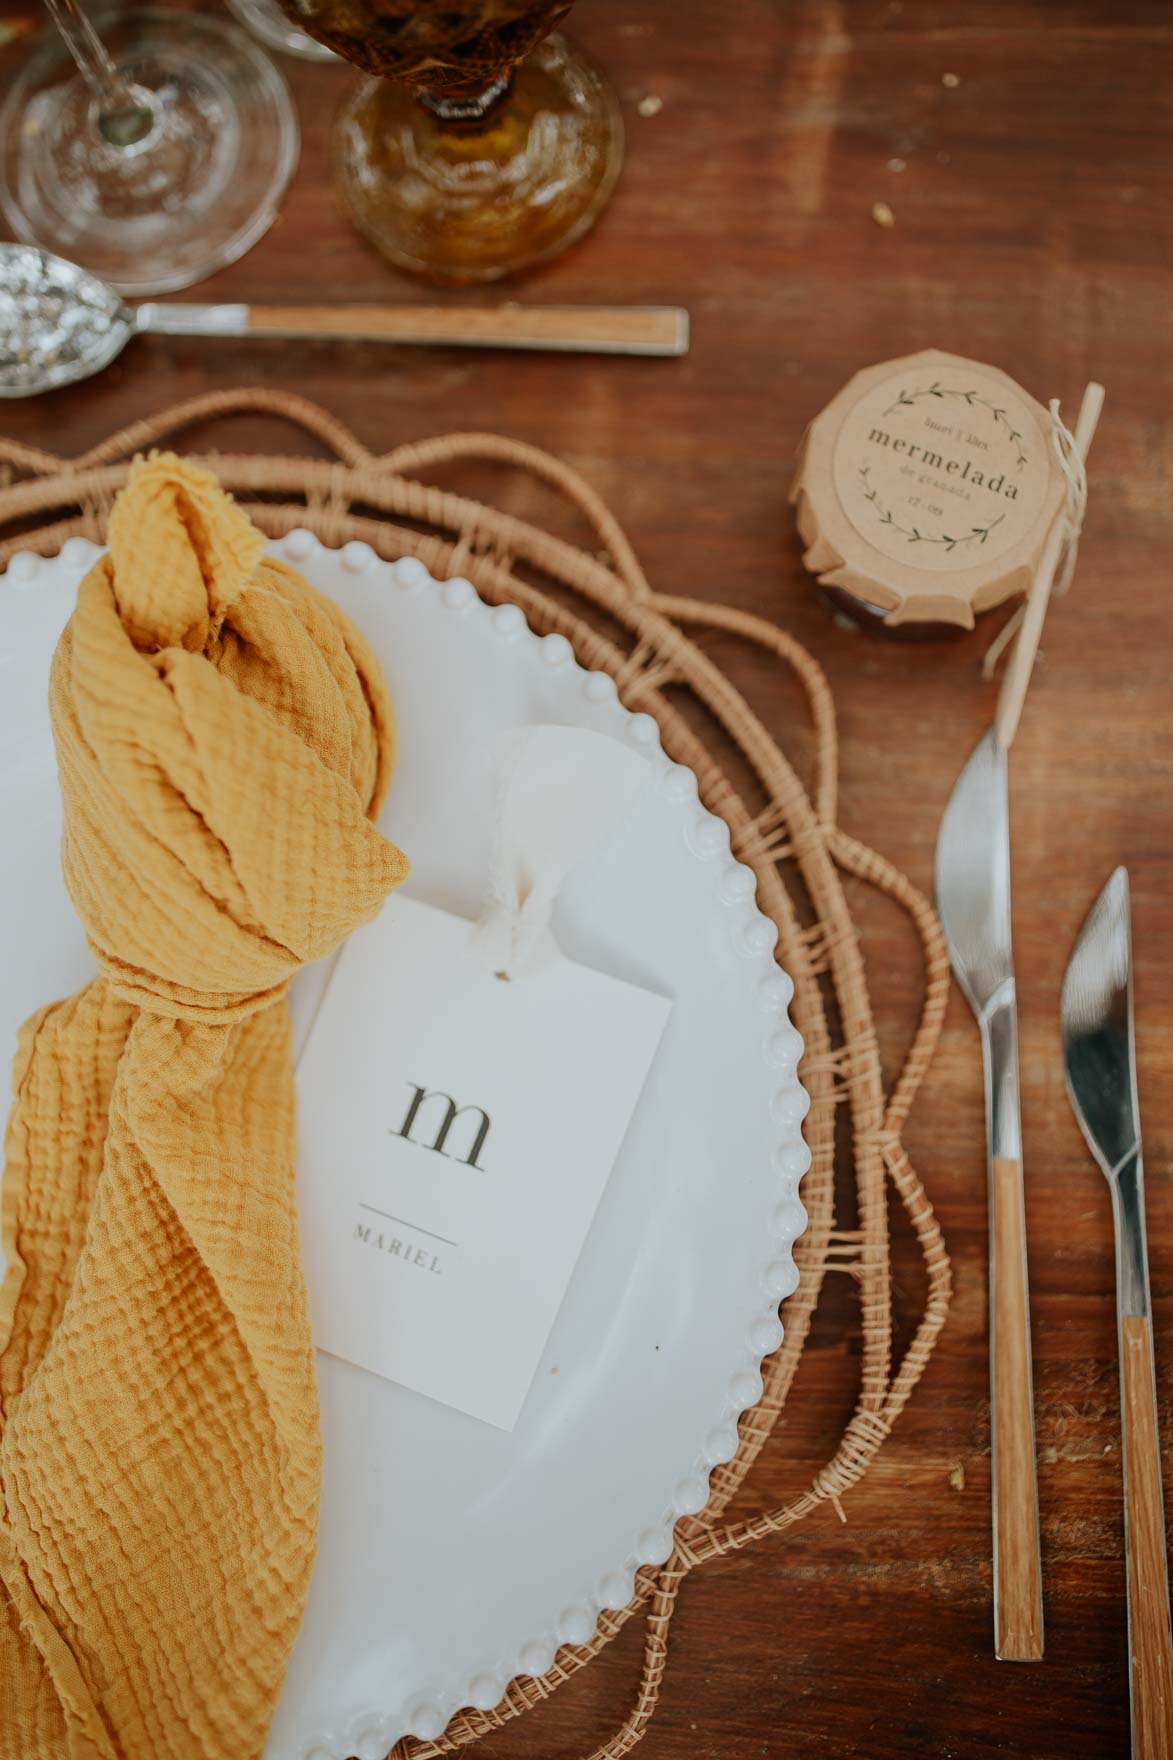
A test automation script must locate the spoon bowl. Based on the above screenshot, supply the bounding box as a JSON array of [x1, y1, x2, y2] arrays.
[[0, 246, 136, 397]]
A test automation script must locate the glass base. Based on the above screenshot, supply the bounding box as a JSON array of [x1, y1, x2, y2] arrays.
[[226, 0, 341, 64], [335, 33, 623, 283], [0, 10, 298, 296]]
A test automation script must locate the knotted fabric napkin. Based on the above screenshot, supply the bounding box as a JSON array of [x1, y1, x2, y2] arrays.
[[0, 457, 408, 1758]]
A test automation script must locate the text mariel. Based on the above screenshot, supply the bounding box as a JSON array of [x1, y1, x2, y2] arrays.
[[353, 1084, 493, 1275]]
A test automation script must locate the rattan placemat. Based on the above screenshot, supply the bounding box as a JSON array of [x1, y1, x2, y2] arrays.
[[0, 390, 951, 1760]]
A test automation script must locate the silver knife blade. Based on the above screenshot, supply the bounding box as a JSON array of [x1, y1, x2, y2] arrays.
[[1060, 865, 1140, 1183], [935, 726, 1013, 1018]]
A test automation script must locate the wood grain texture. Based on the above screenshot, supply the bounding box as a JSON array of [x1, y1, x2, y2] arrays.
[[2, 2, 1171, 1755], [1121, 1317, 1173, 1758], [246, 303, 689, 353], [992, 1157, 1044, 1660]]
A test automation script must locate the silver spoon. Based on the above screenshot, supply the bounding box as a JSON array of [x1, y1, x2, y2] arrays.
[[0, 245, 690, 397]]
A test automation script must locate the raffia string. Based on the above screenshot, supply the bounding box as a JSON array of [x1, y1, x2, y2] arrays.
[[0, 393, 951, 1760], [982, 396, 1091, 678], [987, 383, 1103, 749], [1047, 395, 1092, 597]]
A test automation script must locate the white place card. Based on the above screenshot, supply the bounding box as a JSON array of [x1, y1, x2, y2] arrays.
[[296, 894, 673, 1430]]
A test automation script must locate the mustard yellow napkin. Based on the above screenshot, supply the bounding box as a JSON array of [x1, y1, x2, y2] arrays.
[[0, 457, 407, 1758]]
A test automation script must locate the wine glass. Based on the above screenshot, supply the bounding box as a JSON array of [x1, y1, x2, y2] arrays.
[[226, 0, 340, 63], [275, 0, 624, 282], [0, 4, 299, 297]]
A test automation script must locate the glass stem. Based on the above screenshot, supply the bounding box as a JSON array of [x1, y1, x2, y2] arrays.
[[419, 71, 512, 127], [41, 0, 156, 145]]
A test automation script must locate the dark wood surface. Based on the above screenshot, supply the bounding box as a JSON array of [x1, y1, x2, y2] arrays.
[[3, 2, 1172, 1755]]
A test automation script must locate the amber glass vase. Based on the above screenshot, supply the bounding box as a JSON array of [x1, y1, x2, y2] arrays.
[[277, 0, 623, 281]]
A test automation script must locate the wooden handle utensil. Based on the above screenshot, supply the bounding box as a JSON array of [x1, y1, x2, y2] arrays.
[[1121, 1315, 1173, 1756], [1063, 869, 1173, 1755], [992, 1156, 1045, 1661], [242, 303, 690, 357]]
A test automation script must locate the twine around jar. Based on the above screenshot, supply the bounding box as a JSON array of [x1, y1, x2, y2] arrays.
[[0, 390, 952, 1760]]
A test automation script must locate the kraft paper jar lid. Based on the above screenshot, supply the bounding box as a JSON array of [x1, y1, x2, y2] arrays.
[[791, 348, 1068, 629]]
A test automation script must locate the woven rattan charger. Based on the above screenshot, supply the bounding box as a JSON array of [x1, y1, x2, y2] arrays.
[[0, 390, 952, 1760]]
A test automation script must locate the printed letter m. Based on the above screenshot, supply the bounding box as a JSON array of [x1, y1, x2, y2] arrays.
[[393, 1084, 491, 1170]]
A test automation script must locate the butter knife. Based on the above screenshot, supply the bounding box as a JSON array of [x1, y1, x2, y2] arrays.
[[936, 726, 1044, 1661], [1062, 867, 1173, 1758]]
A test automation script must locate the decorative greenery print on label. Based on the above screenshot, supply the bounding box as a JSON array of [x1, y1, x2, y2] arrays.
[[857, 465, 1006, 553], [832, 363, 1052, 574], [882, 381, 1030, 469]]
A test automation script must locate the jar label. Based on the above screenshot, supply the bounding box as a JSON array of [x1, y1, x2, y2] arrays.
[[831, 362, 1053, 574]]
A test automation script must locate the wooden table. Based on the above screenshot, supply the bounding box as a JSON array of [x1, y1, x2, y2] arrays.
[[3, 2, 1171, 1754]]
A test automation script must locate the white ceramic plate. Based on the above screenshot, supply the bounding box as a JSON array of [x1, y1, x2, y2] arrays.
[[0, 534, 810, 1760]]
